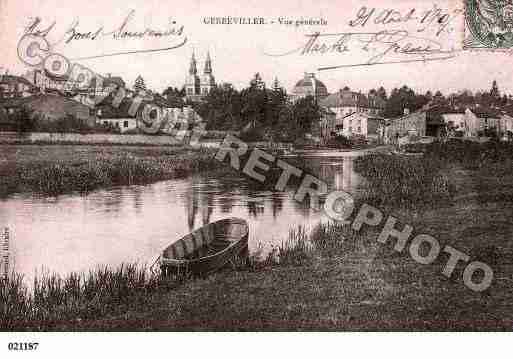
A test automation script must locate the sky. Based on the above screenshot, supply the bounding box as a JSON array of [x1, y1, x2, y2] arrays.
[[1, 0, 513, 96]]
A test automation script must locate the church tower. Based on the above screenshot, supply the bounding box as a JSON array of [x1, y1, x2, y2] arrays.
[[185, 51, 216, 102], [185, 51, 200, 100], [200, 51, 216, 97]]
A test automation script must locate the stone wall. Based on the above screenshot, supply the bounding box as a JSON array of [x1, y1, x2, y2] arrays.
[[0, 132, 184, 146]]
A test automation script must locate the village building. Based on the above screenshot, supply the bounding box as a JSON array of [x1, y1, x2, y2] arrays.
[[440, 108, 479, 137], [499, 114, 513, 139], [1, 94, 94, 122], [0, 75, 37, 98], [473, 106, 502, 136], [26, 94, 95, 123], [320, 88, 386, 118], [96, 93, 202, 134], [290, 73, 329, 102], [0, 96, 35, 131], [385, 109, 427, 143], [336, 112, 385, 140]]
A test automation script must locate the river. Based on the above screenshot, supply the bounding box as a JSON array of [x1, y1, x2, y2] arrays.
[[0, 154, 361, 282]]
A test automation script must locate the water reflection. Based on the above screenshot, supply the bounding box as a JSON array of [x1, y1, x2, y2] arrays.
[[0, 155, 361, 282]]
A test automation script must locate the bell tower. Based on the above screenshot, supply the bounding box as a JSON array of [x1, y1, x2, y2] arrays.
[[200, 51, 215, 97], [185, 51, 200, 100]]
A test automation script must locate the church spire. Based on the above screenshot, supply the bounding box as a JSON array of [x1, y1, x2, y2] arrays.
[[189, 51, 197, 75], [204, 51, 212, 74]]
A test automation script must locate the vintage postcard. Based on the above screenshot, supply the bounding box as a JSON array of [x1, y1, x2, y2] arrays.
[[1, 0, 513, 342]]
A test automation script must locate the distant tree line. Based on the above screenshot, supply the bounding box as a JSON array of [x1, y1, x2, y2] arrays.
[[185, 73, 321, 142], [381, 80, 511, 118]]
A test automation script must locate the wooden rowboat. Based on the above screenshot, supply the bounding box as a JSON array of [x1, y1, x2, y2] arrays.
[[160, 218, 249, 275]]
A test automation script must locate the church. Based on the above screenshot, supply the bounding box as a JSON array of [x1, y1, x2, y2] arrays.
[[185, 52, 216, 102]]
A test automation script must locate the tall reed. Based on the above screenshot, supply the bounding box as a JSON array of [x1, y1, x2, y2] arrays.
[[3, 149, 222, 197], [354, 153, 454, 207], [0, 264, 162, 330]]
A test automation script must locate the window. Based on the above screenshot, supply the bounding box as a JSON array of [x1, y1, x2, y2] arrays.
[[124, 121, 129, 128]]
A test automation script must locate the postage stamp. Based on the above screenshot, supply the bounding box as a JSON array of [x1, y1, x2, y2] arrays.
[[464, 0, 513, 49]]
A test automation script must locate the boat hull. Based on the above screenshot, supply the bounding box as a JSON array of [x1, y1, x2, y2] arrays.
[[160, 218, 249, 275]]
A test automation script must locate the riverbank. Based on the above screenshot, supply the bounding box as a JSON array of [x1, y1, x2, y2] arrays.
[[2, 140, 513, 331], [0, 144, 225, 197], [3, 190, 513, 331]]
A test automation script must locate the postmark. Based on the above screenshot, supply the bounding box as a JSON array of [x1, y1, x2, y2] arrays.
[[464, 0, 513, 49]]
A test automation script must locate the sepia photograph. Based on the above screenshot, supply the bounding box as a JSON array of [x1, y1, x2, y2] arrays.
[[1, 0, 513, 352]]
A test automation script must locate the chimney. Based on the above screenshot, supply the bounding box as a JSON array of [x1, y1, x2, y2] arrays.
[[404, 108, 410, 115]]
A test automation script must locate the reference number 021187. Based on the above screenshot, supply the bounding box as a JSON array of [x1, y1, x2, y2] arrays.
[[8, 342, 39, 351]]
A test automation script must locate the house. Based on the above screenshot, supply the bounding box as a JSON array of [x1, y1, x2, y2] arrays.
[[425, 105, 460, 137], [0, 75, 37, 98], [0, 94, 96, 131], [440, 108, 480, 137], [441, 112, 466, 136], [96, 92, 203, 135], [99, 118, 138, 133], [0, 96, 35, 131], [320, 88, 386, 119], [161, 106, 203, 135], [337, 112, 385, 140], [385, 109, 427, 143], [472, 106, 502, 136], [25, 94, 96, 128], [499, 114, 513, 139], [96, 96, 138, 133]]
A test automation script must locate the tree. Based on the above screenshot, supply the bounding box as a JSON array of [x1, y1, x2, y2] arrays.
[[501, 94, 509, 106], [241, 74, 268, 128], [162, 86, 185, 107], [250, 73, 265, 90], [383, 85, 429, 118], [134, 75, 146, 92], [292, 95, 321, 133], [377, 86, 387, 101], [196, 83, 242, 130]]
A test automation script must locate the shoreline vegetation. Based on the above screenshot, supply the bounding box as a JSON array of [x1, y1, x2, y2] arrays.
[[2, 140, 513, 330], [0, 145, 225, 198]]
